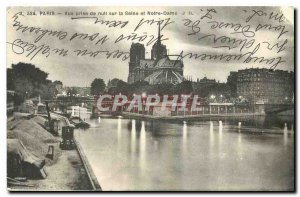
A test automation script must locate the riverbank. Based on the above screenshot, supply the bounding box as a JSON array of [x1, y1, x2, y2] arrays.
[[122, 112, 266, 120], [7, 114, 100, 191]]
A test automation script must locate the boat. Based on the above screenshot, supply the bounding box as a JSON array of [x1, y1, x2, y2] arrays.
[[69, 116, 90, 129]]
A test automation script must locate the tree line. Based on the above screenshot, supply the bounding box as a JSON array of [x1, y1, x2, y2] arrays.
[[91, 77, 231, 100], [7, 62, 62, 105], [7, 62, 232, 107]]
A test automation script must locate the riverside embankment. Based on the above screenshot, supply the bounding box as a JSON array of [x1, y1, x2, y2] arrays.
[[7, 113, 100, 191]]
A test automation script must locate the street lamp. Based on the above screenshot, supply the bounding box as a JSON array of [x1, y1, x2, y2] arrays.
[[220, 94, 224, 103], [210, 95, 215, 99]]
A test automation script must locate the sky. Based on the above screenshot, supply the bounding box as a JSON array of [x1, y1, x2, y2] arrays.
[[6, 6, 294, 87]]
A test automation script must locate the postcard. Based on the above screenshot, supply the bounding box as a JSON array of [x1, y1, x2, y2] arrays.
[[6, 6, 294, 191]]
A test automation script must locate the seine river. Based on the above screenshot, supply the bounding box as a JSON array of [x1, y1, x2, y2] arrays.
[[74, 112, 294, 191]]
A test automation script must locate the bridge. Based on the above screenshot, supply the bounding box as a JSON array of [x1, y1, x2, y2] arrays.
[[43, 97, 294, 116]]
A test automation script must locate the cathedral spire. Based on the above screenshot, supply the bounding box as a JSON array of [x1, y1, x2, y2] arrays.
[[156, 22, 161, 60]]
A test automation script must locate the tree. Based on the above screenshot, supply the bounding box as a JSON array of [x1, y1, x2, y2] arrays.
[[90, 78, 106, 95], [53, 80, 63, 95], [67, 87, 77, 97], [112, 79, 129, 95], [7, 62, 56, 102], [53, 80, 63, 85], [175, 81, 194, 95], [7, 68, 14, 90], [128, 81, 151, 95], [152, 83, 174, 95]]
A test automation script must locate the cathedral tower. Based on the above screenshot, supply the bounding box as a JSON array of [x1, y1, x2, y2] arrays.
[[128, 43, 145, 83]]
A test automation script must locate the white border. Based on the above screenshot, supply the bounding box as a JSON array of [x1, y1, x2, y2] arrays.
[[1, 0, 298, 196]]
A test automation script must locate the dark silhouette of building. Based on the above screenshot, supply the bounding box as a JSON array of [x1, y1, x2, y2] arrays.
[[196, 76, 217, 85], [227, 68, 294, 104], [192, 76, 217, 92], [227, 72, 238, 98], [127, 24, 184, 85], [192, 77, 230, 99]]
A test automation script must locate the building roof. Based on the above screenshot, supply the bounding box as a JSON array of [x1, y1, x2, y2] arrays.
[[155, 57, 183, 68], [140, 59, 155, 68], [144, 69, 184, 85]]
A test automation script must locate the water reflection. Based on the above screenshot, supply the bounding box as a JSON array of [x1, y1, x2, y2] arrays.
[[154, 140, 158, 151], [209, 121, 214, 161], [75, 115, 294, 191], [139, 121, 146, 172], [117, 116, 122, 148], [187, 115, 294, 131], [284, 122, 288, 146], [131, 119, 136, 163], [237, 133, 243, 159], [182, 121, 187, 154], [209, 121, 214, 145], [218, 120, 223, 146]]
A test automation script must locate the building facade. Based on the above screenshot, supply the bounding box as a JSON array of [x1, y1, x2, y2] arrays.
[[227, 68, 294, 104], [195, 77, 217, 85], [127, 27, 184, 85], [192, 77, 218, 92]]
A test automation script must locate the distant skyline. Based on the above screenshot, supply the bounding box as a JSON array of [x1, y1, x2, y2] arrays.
[[7, 7, 294, 86]]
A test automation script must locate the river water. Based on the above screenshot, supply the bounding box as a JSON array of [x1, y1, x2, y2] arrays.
[[74, 112, 294, 191]]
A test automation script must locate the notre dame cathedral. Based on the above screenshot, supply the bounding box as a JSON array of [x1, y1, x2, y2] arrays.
[[127, 26, 184, 85]]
